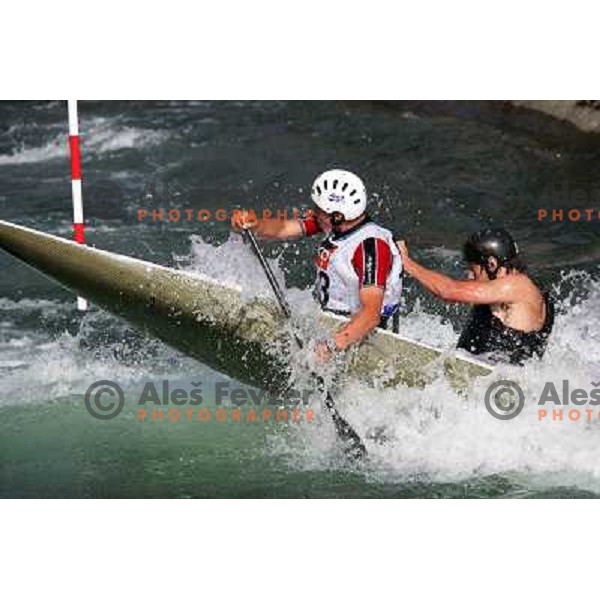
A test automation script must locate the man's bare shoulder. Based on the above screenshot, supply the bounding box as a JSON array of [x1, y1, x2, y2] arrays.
[[504, 272, 543, 298]]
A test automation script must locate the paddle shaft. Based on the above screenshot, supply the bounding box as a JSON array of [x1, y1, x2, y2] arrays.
[[242, 226, 291, 319], [242, 227, 366, 460]]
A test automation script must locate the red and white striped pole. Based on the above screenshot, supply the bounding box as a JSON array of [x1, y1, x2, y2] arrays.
[[67, 100, 87, 311]]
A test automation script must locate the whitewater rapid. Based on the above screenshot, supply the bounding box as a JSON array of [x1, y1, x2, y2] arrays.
[[179, 236, 600, 491], [0, 216, 598, 495], [0, 116, 169, 166]]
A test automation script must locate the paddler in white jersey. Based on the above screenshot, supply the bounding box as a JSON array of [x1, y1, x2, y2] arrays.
[[231, 169, 404, 362]]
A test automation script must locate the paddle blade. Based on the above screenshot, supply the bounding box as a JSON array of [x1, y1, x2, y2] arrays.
[[326, 394, 367, 461]]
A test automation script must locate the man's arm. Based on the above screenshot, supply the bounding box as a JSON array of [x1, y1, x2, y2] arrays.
[[231, 210, 304, 240], [401, 248, 520, 305], [334, 286, 384, 350]]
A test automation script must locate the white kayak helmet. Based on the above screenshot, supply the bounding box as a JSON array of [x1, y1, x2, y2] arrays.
[[311, 169, 367, 221]]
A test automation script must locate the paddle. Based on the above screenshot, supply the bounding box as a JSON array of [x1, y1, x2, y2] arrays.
[[242, 227, 367, 461]]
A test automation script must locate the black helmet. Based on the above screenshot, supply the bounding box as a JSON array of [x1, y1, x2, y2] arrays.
[[463, 228, 519, 266]]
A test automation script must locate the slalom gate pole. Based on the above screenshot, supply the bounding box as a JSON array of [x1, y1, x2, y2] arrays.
[[67, 100, 87, 311]]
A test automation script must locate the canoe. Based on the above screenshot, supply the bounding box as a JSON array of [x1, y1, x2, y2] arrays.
[[0, 219, 492, 391]]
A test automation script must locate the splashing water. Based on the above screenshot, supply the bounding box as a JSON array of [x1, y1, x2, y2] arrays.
[[178, 235, 600, 494]]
